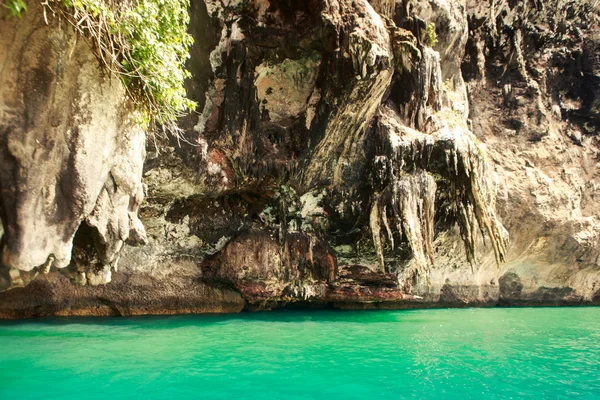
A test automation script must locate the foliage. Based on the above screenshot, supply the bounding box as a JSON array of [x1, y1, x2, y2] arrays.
[[3, 0, 27, 18], [7, 0, 196, 134], [425, 22, 438, 47]]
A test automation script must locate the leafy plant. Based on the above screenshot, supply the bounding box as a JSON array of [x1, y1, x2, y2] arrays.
[[6, 0, 196, 136], [3, 0, 27, 18], [425, 22, 438, 47]]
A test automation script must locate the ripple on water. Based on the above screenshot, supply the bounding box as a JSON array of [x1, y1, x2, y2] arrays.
[[1, 307, 600, 399]]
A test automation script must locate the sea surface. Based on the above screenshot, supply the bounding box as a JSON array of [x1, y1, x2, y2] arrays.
[[1, 307, 599, 399]]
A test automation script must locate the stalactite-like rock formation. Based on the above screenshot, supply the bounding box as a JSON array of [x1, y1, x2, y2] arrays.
[[371, 105, 508, 286], [1, 0, 599, 317], [368, 0, 395, 19], [370, 170, 437, 272]]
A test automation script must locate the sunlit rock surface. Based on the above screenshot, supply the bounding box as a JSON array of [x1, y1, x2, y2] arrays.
[[0, 0, 599, 317], [0, 3, 146, 290]]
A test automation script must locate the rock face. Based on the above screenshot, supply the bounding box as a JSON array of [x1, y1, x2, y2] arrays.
[[0, 0, 599, 318], [0, 3, 149, 287]]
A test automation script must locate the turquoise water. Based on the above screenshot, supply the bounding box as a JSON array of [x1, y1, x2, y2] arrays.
[[1, 308, 599, 399]]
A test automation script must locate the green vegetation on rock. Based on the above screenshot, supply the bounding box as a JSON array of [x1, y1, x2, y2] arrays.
[[425, 22, 438, 47], [4, 0, 196, 133], [3, 0, 26, 17]]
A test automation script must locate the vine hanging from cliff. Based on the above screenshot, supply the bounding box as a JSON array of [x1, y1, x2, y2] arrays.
[[5, 0, 197, 134]]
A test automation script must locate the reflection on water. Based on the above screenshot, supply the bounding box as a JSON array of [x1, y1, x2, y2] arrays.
[[1, 307, 599, 399]]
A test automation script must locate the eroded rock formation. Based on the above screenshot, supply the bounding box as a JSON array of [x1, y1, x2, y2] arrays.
[[0, 3, 148, 289], [0, 0, 599, 318]]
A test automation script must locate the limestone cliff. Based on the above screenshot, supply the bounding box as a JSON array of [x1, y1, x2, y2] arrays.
[[0, 0, 599, 318]]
